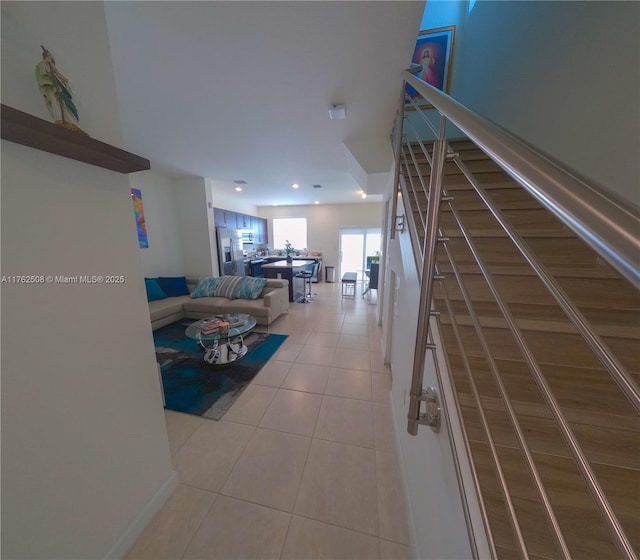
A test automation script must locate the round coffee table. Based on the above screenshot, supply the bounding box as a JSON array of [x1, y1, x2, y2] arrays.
[[185, 314, 257, 365]]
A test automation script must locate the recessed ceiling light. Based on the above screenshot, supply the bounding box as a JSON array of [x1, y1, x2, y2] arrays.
[[292, 183, 300, 189], [314, 201, 319, 205], [272, 202, 277, 206], [361, 193, 367, 199], [235, 186, 242, 192]]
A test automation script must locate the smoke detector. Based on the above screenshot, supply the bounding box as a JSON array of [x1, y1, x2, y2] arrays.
[[328, 104, 346, 120]]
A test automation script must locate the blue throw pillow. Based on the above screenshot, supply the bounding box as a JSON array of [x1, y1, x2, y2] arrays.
[[232, 277, 267, 300], [190, 277, 218, 298], [157, 276, 190, 297], [145, 278, 168, 302]]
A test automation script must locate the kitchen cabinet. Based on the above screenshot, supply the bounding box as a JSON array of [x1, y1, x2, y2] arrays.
[[253, 217, 268, 244], [213, 207, 268, 244], [236, 213, 250, 229], [213, 207, 226, 227], [226, 210, 240, 229]]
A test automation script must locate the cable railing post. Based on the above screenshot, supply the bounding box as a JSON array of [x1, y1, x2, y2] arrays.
[[390, 86, 407, 241], [407, 115, 448, 435]]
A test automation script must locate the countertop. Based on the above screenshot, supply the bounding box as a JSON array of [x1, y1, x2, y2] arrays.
[[261, 260, 310, 269]]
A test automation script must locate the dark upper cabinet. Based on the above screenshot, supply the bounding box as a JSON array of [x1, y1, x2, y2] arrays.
[[213, 207, 267, 244], [213, 207, 226, 227], [238, 214, 251, 229], [256, 217, 268, 244], [225, 210, 238, 229]]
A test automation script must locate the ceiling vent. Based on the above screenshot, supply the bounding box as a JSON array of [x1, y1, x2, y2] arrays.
[[313, 184, 322, 189]]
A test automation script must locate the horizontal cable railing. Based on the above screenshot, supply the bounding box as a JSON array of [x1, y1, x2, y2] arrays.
[[393, 69, 639, 559]]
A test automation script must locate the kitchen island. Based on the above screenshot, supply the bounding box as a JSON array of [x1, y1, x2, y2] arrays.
[[261, 260, 310, 302], [264, 256, 322, 282]]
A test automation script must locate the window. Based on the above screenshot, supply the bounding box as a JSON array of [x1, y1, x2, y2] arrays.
[[339, 227, 382, 280], [272, 217, 308, 251]]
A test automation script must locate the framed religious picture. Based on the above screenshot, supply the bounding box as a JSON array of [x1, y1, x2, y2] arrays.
[[405, 25, 456, 110]]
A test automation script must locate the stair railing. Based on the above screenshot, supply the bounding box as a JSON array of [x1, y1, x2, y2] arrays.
[[394, 68, 639, 560], [402, 69, 640, 289]]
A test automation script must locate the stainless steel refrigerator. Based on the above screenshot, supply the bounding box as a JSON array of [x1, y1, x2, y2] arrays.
[[216, 227, 245, 276]]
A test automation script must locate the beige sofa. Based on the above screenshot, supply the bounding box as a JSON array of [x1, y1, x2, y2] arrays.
[[149, 277, 289, 330]]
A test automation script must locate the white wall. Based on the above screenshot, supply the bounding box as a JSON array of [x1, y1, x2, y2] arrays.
[[382, 194, 485, 559], [453, 0, 639, 208], [173, 177, 216, 277], [133, 171, 185, 278], [258, 202, 384, 273], [1, 3, 175, 558], [209, 180, 258, 217]]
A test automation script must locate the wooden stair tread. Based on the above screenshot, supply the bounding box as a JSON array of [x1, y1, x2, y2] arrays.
[[470, 442, 639, 560], [458, 399, 640, 470], [432, 271, 640, 311], [435, 299, 640, 339], [439, 323, 639, 373], [434, 261, 630, 280], [446, 354, 640, 427]]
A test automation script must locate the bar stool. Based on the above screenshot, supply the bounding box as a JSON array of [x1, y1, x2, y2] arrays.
[[296, 263, 319, 303]]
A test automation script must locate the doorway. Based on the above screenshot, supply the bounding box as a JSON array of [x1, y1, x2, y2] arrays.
[[338, 228, 382, 280]]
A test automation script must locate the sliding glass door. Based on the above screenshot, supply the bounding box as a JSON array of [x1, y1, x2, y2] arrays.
[[338, 228, 382, 281]]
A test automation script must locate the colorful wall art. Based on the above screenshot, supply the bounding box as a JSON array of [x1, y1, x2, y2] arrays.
[[131, 188, 148, 248]]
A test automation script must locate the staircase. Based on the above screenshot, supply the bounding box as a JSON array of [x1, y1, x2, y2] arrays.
[[399, 137, 639, 559]]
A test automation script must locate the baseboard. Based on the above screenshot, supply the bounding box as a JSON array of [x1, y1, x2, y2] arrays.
[[389, 393, 420, 560], [104, 470, 179, 559]]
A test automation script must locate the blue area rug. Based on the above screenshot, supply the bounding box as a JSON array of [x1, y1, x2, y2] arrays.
[[153, 319, 287, 420]]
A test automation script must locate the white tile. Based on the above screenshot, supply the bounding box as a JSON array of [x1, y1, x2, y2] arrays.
[[332, 347, 371, 371], [325, 367, 372, 401], [376, 450, 410, 545], [125, 484, 216, 560], [337, 333, 371, 350], [163, 410, 203, 456], [172, 420, 254, 492], [370, 350, 391, 374], [183, 496, 290, 559], [251, 359, 292, 387], [273, 342, 304, 362], [221, 384, 277, 426], [373, 402, 396, 453], [314, 396, 374, 448], [284, 331, 312, 345], [313, 320, 344, 334], [282, 516, 379, 560], [259, 389, 323, 436], [296, 344, 336, 367], [221, 428, 311, 511], [341, 323, 369, 336], [379, 539, 413, 559], [282, 363, 331, 394], [306, 331, 340, 347], [294, 439, 378, 535], [371, 372, 392, 403]]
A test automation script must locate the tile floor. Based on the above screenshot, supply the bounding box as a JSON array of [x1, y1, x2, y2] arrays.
[[126, 281, 412, 560]]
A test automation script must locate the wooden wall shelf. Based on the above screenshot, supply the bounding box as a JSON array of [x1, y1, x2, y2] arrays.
[[1, 104, 150, 174]]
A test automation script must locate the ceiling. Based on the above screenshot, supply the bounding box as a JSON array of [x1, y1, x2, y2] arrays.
[[104, 1, 424, 207]]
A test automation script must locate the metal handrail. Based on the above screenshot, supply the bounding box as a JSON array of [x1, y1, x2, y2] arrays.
[[407, 116, 449, 435], [403, 70, 640, 289]]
